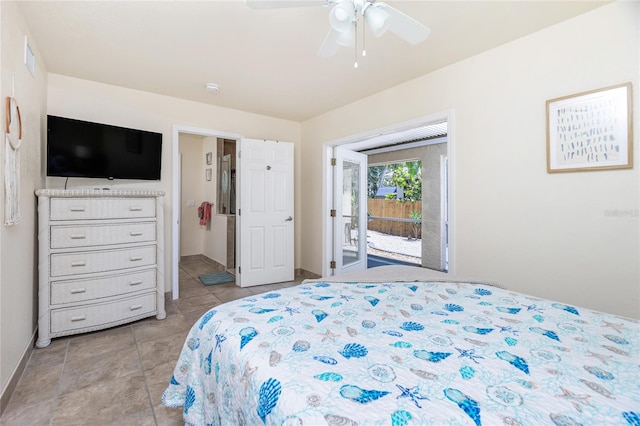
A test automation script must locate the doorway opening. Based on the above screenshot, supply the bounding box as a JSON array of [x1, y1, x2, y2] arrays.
[[322, 112, 453, 278]]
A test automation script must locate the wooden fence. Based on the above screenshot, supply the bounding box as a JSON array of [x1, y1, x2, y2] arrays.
[[367, 199, 421, 238]]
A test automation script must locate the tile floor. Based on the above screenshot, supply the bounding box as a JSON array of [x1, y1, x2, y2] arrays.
[[0, 256, 306, 425]]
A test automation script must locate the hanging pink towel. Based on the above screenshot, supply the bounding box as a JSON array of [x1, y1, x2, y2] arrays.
[[198, 202, 211, 225]]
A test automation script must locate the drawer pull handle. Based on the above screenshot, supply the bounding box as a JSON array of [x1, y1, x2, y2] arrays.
[[70, 315, 86, 322], [70, 288, 86, 294], [129, 206, 143, 211], [70, 234, 86, 240], [130, 232, 143, 236], [129, 256, 143, 262], [69, 207, 86, 212], [130, 304, 143, 311], [71, 261, 86, 267], [129, 280, 143, 286]]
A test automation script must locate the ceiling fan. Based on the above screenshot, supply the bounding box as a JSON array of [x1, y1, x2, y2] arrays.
[[245, 0, 431, 67]]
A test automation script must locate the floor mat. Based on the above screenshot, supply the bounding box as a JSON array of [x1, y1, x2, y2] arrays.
[[198, 272, 235, 286]]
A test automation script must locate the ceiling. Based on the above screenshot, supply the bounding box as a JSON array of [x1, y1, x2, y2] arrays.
[[17, 0, 609, 122]]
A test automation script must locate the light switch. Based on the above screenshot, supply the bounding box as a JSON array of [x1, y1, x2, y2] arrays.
[[186, 199, 195, 207]]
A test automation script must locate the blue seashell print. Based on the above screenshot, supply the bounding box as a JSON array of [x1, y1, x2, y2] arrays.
[[267, 315, 283, 323], [378, 288, 388, 294], [391, 410, 412, 426], [446, 288, 457, 295], [405, 285, 418, 292], [390, 341, 412, 348], [358, 284, 376, 289], [552, 303, 580, 316], [215, 362, 220, 383], [331, 302, 343, 307], [430, 311, 449, 316], [383, 330, 404, 337], [243, 298, 258, 302], [310, 295, 334, 301], [365, 296, 380, 307], [463, 326, 494, 335], [204, 350, 212, 375], [262, 293, 281, 299], [339, 343, 368, 359], [444, 388, 481, 426], [443, 319, 460, 324], [533, 315, 544, 323], [198, 310, 217, 329], [550, 413, 582, 426], [257, 378, 281, 424], [444, 303, 464, 312], [339, 384, 390, 404], [170, 375, 180, 385], [460, 366, 475, 379], [497, 307, 521, 314], [249, 307, 276, 314], [184, 385, 196, 414], [603, 334, 629, 345], [292, 340, 311, 352], [622, 411, 640, 426], [312, 309, 328, 323], [475, 288, 492, 296], [410, 304, 424, 311], [314, 355, 338, 365], [400, 321, 425, 332], [496, 350, 530, 375], [314, 372, 343, 382], [239, 327, 258, 350], [504, 337, 518, 346], [584, 365, 614, 380], [413, 350, 452, 363], [529, 327, 560, 341], [361, 320, 376, 328], [315, 282, 330, 287], [187, 337, 200, 350], [368, 364, 396, 383], [478, 302, 493, 306]]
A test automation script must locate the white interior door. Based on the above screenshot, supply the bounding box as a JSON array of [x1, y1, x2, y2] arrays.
[[333, 147, 367, 275], [237, 139, 294, 287]]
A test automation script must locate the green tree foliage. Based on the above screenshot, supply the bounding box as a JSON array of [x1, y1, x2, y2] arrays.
[[367, 165, 385, 198], [385, 161, 422, 202]]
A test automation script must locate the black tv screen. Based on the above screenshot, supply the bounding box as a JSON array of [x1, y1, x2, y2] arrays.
[[47, 115, 162, 180]]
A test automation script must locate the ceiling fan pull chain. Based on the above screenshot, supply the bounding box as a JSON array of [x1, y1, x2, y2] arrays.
[[354, 17, 359, 68], [362, 14, 367, 57]]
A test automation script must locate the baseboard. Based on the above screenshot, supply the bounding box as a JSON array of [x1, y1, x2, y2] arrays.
[[0, 330, 36, 417]]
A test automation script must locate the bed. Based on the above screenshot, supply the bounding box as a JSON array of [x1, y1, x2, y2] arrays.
[[163, 266, 639, 425]]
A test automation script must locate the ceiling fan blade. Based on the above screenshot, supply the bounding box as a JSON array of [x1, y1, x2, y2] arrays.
[[317, 28, 339, 57], [376, 2, 430, 45], [246, 0, 329, 9]]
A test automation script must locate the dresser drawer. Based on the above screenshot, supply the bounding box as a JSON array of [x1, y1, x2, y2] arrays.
[[50, 198, 155, 221], [51, 222, 156, 249], [50, 293, 156, 333], [50, 245, 156, 277], [50, 269, 156, 304]]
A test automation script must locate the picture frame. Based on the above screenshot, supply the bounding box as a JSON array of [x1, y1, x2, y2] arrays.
[[546, 82, 632, 173], [206, 168, 212, 181], [206, 152, 212, 165]]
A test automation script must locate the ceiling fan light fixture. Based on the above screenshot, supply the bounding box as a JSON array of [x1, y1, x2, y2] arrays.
[[364, 5, 389, 37], [329, 2, 355, 33]]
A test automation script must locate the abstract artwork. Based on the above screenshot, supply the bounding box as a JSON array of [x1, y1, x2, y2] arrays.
[[546, 83, 632, 172]]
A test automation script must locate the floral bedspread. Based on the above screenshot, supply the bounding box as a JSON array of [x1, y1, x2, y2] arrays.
[[162, 280, 640, 425]]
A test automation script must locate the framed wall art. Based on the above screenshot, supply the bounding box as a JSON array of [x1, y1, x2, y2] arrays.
[[546, 82, 632, 173]]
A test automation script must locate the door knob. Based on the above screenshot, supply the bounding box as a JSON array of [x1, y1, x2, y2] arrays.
[[285, 216, 293, 222]]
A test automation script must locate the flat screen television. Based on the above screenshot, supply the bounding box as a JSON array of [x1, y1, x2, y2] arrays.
[[47, 115, 162, 180]]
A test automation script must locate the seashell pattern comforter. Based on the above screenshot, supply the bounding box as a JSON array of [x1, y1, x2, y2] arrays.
[[162, 277, 639, 425]]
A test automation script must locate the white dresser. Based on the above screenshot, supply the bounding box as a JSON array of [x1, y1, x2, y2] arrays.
[[35, 189, 166, 347]]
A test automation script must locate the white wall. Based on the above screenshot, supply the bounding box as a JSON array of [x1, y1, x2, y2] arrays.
[[46, 74, 302, 295], [179, 134, 205, 256], [300, 1, 639, 318], [0, 0, 47, 406]]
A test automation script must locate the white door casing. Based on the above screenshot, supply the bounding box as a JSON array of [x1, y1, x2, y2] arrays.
[[333, 147, 367, 275], [237, 139, 294, 287]]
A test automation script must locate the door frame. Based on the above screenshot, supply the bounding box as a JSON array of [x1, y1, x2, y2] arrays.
[[171, 125, 242, 300], [322, 110, 455, 278]]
